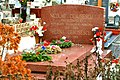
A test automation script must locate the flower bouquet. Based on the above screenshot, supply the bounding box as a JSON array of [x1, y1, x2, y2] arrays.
[[28, 25, 47, 37], [90, 27, 106, 56], [22, 41, 62, 62], [26, 22, 47, 44], [51, 36, 73, 48], [35, 41, 62, 54]]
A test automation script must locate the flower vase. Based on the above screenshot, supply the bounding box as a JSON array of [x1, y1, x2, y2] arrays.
[[35, 34, 40, 44], [20, 4, 27, 23]]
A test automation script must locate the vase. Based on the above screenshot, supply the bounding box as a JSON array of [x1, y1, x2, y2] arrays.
[[20, 4, 27, 23], [35, 34, 41, 44]]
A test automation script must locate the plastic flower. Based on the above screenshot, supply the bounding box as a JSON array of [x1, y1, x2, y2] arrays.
[[41, 46, 46, 50], [51, 45, 56, 49], [65, 40, 70, 42], [96, 32, 100, 37], [62, 36, 66, 40], [43, 41, 50, 46], [30, 25, 38, 31], [28, 25, 46, 37], [112, 59, 119, 64]]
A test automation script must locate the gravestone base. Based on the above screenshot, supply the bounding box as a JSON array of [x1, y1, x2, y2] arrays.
[[26, 45, 112, 79], [26, 44, 93, 72]]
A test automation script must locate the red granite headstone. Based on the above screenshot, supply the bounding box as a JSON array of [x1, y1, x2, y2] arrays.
[[41, 4, 104, 44]]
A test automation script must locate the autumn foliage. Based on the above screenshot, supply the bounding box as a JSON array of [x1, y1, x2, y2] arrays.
[[0, 54, 31, 80], [0, 23, 21, 55], [0, 23, 32, 79]]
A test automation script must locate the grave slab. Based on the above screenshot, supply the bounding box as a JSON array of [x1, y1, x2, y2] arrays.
[[26, 44, 93, 72]]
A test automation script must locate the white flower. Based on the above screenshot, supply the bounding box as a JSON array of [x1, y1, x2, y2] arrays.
[[36, 26, 44, 36], [62, 36, 66, 40], [92, 27, 99, 31], [43, 22, 46, 25], [94, 34, 96, 37]]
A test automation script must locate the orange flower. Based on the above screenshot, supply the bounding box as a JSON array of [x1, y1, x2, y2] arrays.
[[36, 52, 40, 55]]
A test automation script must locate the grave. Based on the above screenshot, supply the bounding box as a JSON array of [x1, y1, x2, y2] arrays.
[[25, 5, 111, 79]]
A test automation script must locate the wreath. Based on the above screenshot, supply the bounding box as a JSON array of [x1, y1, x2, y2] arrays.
[[46, 0, 51, 3], [110, 2, 119, 12]]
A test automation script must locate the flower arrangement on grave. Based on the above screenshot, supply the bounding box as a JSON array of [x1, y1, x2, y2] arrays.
[[26, 21, 47, 44], [22, 48, 52, 62], [22, 41, 62, 62], [110, 2, 119, 12], [22, 40, 62, 62], [51, 36, 73, 48], [0, 23, 32, 79], [27, 22, 47, 37], [90, 27, 106, 56], [39, 41, 62, 54]]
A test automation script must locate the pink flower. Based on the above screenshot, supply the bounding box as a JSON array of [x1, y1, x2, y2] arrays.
[[52, 45, 56, 49], [65, 40, 69, 42]]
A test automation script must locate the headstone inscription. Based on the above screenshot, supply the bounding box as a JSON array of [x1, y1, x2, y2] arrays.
[[41, 5, 104, 44]]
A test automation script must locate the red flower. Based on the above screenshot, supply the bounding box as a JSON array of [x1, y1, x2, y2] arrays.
[[116, 3, 119, 7], [97, 38, 100, 41], [30, 26, 38, 31], [30, 27, 33, 31], [34, 26, 38, 30], [30, 26, 34, 31], [98, 27, 103, 31], [112, 59, 119, 64], [42, 26, 47, 31], [96, 32, 100, 37], [89, 39, 93, 43], [43, 41, 50, 46]]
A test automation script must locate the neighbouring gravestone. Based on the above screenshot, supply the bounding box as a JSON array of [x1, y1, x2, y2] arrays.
[[41, 5, 104, 44]]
